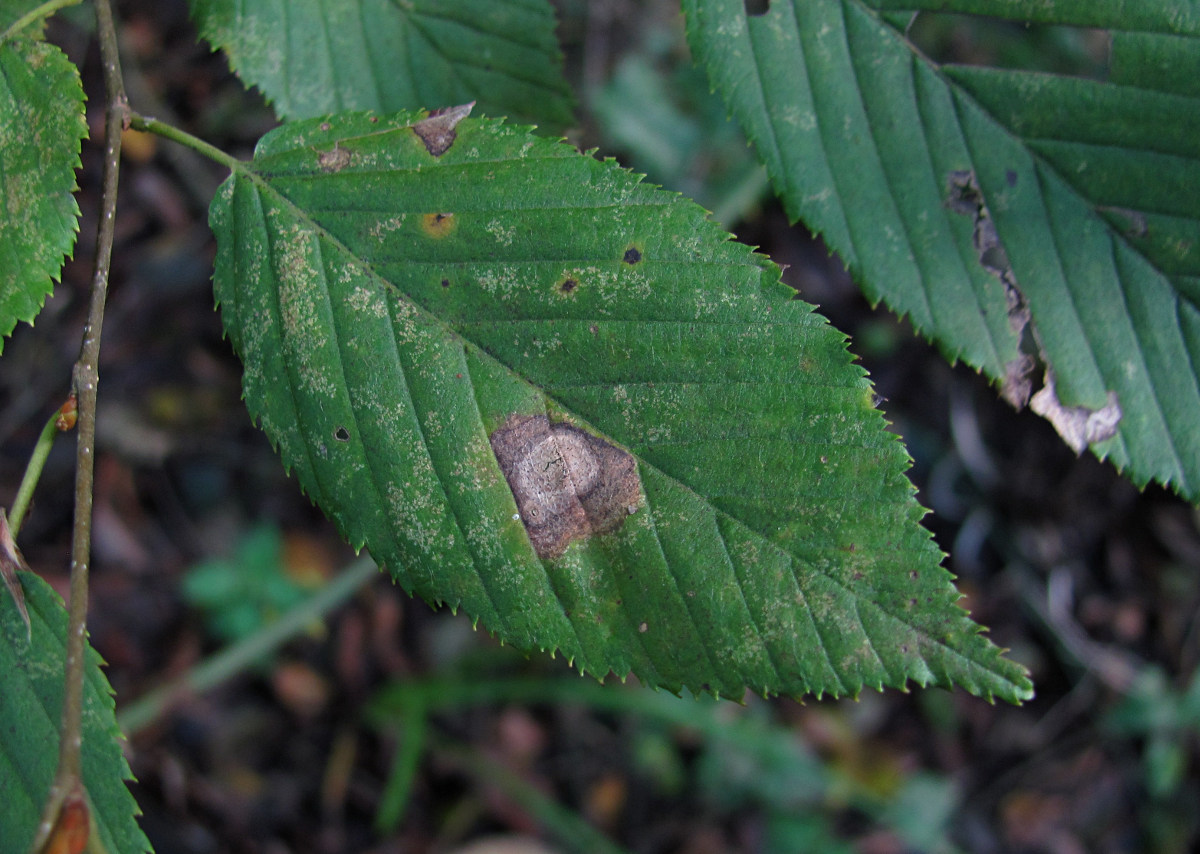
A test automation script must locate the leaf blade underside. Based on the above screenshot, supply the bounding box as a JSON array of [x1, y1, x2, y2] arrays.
[[684, 0, 1200, 499], [210, 110, 1031, 703]]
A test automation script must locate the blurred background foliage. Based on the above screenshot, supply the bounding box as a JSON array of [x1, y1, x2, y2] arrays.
[[3, 1, 1198, 851]]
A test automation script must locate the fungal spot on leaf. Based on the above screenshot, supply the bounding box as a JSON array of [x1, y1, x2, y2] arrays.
[[1098, 205, 1149, 238], [421, 212, 456, 239], [334, 426, 350, 442], [558, 277, 579, 295], [318, 144, 350, 172], [1030, 370, 1122, 454], [1002, 353, 1036, 410], [490, 415, 643, 561], [745, 0, 771, 15], [413, 102, 474, 157], [623, 246, 642, 264]]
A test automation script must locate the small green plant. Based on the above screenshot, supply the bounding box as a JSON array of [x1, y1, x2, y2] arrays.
[[2, 0, 1197, 850], [181, 526, 315, 645]]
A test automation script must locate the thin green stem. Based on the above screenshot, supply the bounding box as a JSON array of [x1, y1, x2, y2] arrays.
[[433, 734, 632, 854], [117, 556, 379, 735], [0, 0, 80, 42], [128, 112, 242, 172], [8, 406, 68, 537], [374, 693, 428, 834]]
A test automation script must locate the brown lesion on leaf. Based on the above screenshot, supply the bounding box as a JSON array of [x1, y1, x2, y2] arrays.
[[1, 509, 31, 640], [947, 170, 1036, 406], [412, 102, 474, 157], [317, 143, 351, 172], [556, 275, 579, 295], [946, 170, 1124, 446], [1097, 205, 1149, 239], [421, 212, 456, 239], [490, 415, 643, 561]]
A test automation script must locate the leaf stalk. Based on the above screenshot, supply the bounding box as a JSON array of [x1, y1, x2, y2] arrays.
[[127, 111, 242, 171]]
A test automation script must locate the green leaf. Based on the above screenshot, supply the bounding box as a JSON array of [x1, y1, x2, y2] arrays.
[[868, 0, 1200, 32], [190, 0, 574, 130], [683, 0, 1200, 499], [0, 1, 87, 353], [209, 108, 1031, 703], [0, 572, 150, 854]]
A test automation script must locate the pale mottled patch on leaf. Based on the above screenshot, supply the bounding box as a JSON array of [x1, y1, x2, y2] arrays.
[[1030, 371, 1123, 453]]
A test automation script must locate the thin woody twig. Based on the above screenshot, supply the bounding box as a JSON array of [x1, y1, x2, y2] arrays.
[[29, 0, 126, 849]]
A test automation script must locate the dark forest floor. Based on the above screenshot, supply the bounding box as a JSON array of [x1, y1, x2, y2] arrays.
[[4, 2, 1199, 852]]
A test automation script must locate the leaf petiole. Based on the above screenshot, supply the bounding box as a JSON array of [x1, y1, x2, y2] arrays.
[[127, 111, 242, 172], [0, 0, 81, 43], [9, 399, 73, 538]]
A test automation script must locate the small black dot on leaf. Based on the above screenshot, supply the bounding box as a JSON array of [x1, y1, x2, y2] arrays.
[[441, 278, 450, 288], [560, 278, 578, 293], [623, 247, 642, 264]]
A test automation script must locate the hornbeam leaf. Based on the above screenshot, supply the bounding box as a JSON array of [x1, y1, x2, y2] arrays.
[[210, 108, 1031, 703], [191, 0, 574, 131], [0, 573, 150, 854], [683, 0, 1200, 499], [0, 2, 86, 352]]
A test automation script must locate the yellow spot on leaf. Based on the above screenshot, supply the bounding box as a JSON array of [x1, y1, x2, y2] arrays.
[[421, 212, 456, 239]]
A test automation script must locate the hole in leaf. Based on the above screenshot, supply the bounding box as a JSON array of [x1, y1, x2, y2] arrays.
[[334, 427, 350, 442], [745, 0, 770, 15]]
